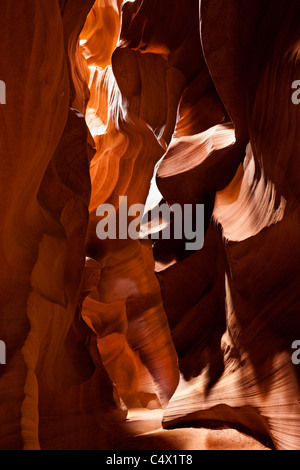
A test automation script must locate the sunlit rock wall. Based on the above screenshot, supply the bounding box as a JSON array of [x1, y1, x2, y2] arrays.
[[0, 0, 299, 450], [0, 0, 125, 450]]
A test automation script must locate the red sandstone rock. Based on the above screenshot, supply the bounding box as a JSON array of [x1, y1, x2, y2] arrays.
[[0, 0, 299, 451]]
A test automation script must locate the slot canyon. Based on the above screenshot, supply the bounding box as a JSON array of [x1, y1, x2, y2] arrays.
[[0, 0, 300, 451]]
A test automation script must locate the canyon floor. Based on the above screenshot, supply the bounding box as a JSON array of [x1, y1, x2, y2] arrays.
[[112, 409, 273, 451]]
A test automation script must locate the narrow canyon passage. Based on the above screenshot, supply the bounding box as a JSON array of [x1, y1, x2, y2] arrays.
[[0, 0, 299, 451]]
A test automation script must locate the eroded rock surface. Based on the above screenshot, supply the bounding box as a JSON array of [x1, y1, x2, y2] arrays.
[[0, 0, 299, 450]]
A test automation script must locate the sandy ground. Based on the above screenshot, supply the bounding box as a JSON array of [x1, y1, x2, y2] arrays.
[[112, 409, 272, 450]]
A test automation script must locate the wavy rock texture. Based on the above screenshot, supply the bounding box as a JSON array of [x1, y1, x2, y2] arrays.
[[157, 0, 300, 451], [80, 0, 179, 410], [0, 0, 299, 451], [0, 0, 125, 450]]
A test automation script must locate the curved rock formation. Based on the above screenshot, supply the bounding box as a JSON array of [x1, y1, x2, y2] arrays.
[[0, 0, 299, 451], [156, 0, 300, 451]]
